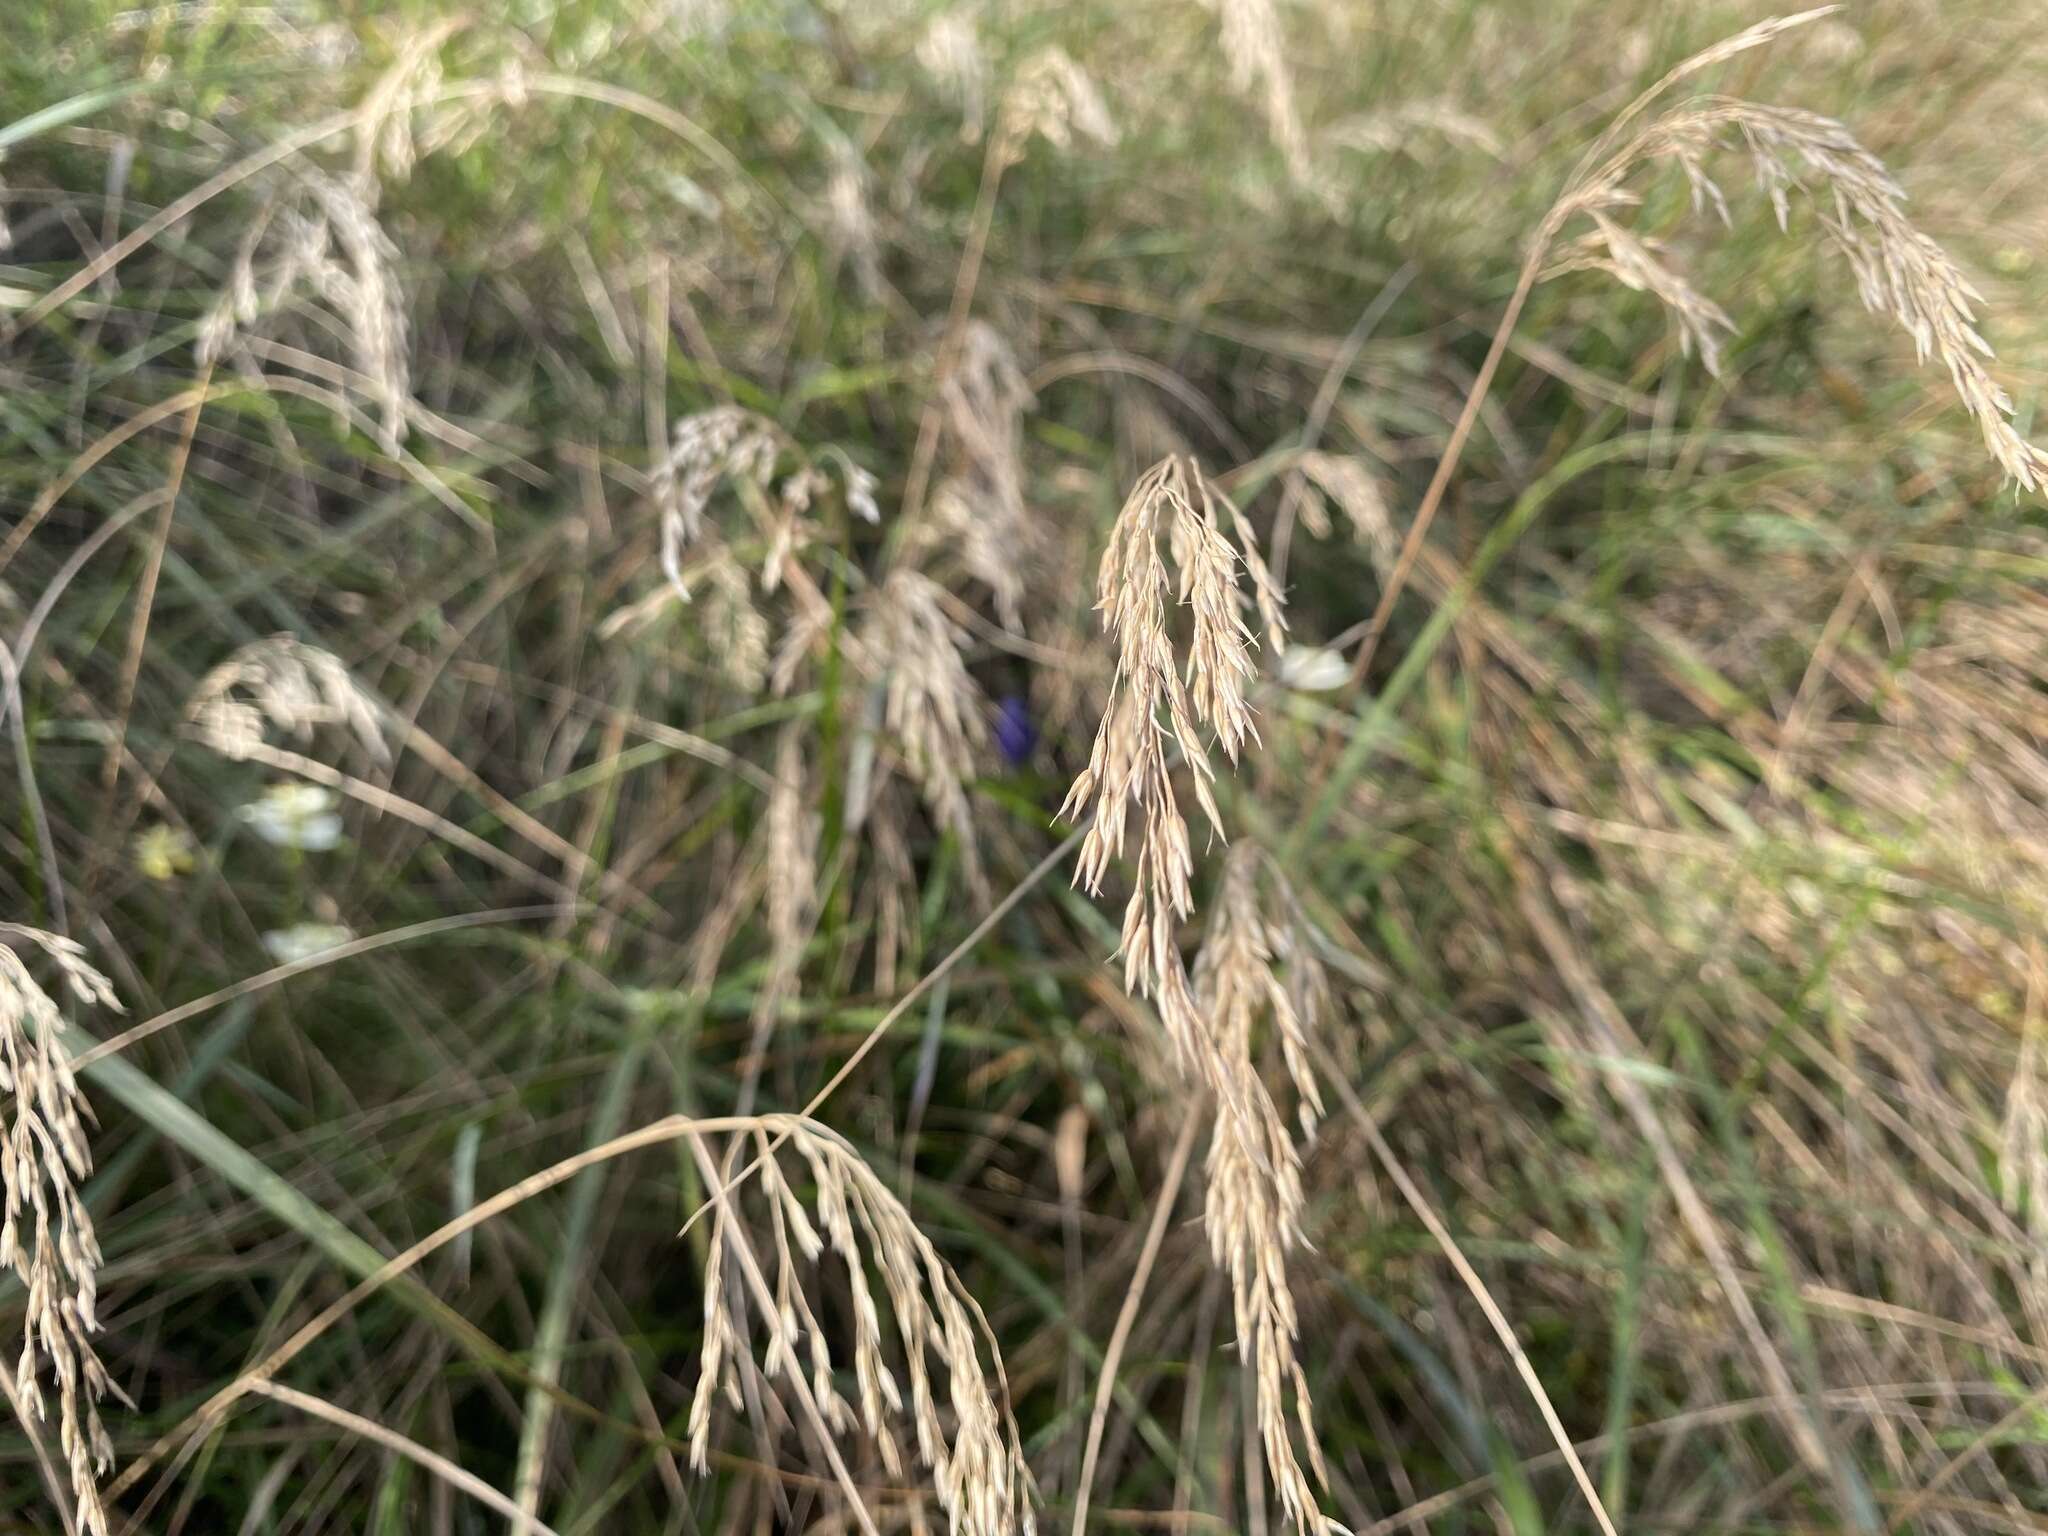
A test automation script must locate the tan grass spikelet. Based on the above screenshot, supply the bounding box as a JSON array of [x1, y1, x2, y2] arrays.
[[863, 569, 992, 902], [769, 596, 838, 699], [1207, 0, 1311, 186], [602, 531, 778, 689], [924, 321, 1036, 630], [294, 173, 412, 454], [646, 411, 878, 609], [186, 634, 390, 766], [1003, 47, 1117, 157], [0, 926, 123, 1536], [701, 543, 773, 693], [765, 737, 816, 930], [652, 407, 788, 600], [745, 726, 819, 1100], [825, 142, 885, 301], [1546, 208, 1736, 375], [1060, 456, 1273, 1080], [1546, 9, 2048, 490], [1294, 450, 1396, 564], [916, 11, 989, 142], [688, 1116, 1035, 1536], [1326, 100, 1505, 163], [1191, 846, 1333, 1535], [196, 203, 273, 367], [351, 15, 465, 186], [197, 171, 411, 453]]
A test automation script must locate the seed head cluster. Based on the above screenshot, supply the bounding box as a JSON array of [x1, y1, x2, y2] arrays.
[[1193, 847, 1334, 1534], [186, 635, 390, 766], [1060, 455, 1265, 1076], [1, 927, 122, 1536], [1060, 457, 1336, 1531], [689, 1116, 1034, 1536], [1550, 8, 2048, 489]]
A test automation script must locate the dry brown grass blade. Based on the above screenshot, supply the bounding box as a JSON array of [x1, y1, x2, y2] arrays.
[[106, 1114, 839, 1514], [397, 722, 651, 913], [1881, 1379, 2048, 1532], [100, 1113, 731, 1511], [208, 739, 599, 910], [0, 380, 225, 586], [96, 368, 209, 806]]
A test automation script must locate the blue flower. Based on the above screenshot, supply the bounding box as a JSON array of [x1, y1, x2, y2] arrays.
[[994, 694, 1037, 766]]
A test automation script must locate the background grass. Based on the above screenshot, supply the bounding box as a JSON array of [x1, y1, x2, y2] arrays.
[[8, 1, 2048, 1532]]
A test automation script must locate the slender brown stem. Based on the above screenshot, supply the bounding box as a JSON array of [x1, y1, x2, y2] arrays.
[[100, 368, 208, 799], [1311, 1035, 1622, 1536], [1342, 237, 1550, 693], [1072, 1107, 1203, 1535], [246, 1379, 569, 1536]]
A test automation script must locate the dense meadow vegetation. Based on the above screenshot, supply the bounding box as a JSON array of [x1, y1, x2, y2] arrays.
[[6, 2, 2048, 1532]]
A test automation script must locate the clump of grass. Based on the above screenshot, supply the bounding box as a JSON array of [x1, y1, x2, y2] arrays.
[[8, 2, 2048, 1533]]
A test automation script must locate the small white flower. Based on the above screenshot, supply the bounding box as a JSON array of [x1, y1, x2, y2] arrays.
[[1277, 644, 1350, 692], [261, 922, 356, 965], [238, 783, 345, 850]]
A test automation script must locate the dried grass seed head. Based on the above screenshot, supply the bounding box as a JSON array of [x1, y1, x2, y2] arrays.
[[1208, 0, 1311, 187], [762, 725, 819, 1004], [1191, 846, 1333, 1534], [824, 141, 885, 301], [653, 406, 789, 599], [197, 171, 411, 452], [1060, 456, 1279, 1078], [1552, 9, 2048, 490], [295, 172, 412, 453], [863, 569, 991, 902], [649, 411, 876, 608], [689, 1115, 1035, 1536], [0, 928, 123, 1536], [917, 11, 989, 142], [1003, 47, 1117, 157], [186, 634, 390, 765], [925, 320, 1036, 629]]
